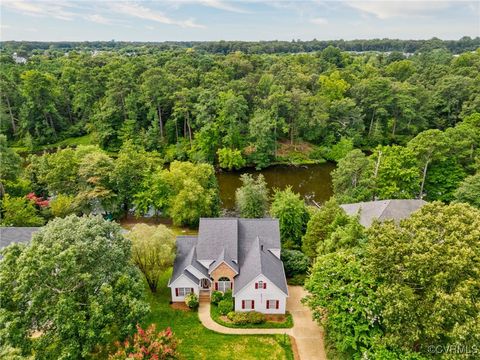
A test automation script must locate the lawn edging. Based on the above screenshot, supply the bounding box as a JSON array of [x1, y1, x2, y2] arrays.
[[210, 303, 294, 329]]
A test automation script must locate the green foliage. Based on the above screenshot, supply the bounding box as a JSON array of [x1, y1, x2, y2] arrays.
[[218, 299, 234, 316], [235, 173, 269, 218], [49, 194, 77, 218], [280, 249, 310, 277], [270, 186, 309, 249], [322, 138, 354, 162], [127, 224, 176, 293], [217, 147, 246, 170], [0, 215, 149, 359], [0, 194, 44, 226], [184, 293, 199, 310], [247, 311, 267, 324], [454, 172, 480, 208], [302, 198, 348, 258], [109, 324, 179, 360], [225, 311, 266, 325], [223, 289, 233, 301], [304, 250, 382, 357], [366, 202, 480, 352], [0, 134, 22, 182], [210, 290, 223, 305]]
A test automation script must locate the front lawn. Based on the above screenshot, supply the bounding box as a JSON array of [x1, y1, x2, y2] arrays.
[[211, 304, 294, 329], [143, 270, 293, 360]]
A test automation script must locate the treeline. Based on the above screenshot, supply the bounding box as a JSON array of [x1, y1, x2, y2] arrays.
[[1, 46, 479, 170], [2, 37, 480, 55]]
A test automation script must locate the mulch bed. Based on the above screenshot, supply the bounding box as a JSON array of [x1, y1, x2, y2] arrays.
[[170, 302, 190, 311], [265, 314, 288, 323]]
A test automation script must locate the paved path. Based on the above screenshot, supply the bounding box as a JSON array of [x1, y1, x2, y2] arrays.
[[197, 285, 326, 360]]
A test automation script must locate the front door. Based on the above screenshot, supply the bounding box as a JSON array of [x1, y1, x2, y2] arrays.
[[201, 278, 210, 289]]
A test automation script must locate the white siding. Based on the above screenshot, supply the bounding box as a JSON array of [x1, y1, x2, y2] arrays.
[[234, 274, 287, 314], [169, 275, 199, 302], [269, 248, 281, 259]]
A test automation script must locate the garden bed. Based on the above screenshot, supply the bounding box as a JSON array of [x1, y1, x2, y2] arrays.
[[211, 304, 294, 329]]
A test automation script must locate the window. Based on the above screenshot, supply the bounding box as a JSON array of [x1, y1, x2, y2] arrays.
[[242, 300, 255, 310], [266, 300, 279, 309], [175, 287, 193, 297], [255, 281, 266, 289], [216, 277, 231, 292]]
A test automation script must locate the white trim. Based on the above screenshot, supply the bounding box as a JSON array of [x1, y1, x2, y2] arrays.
[[168, 273, 198, 288], [208, 260, 239, 275], [186, 265, 207, 280], [234, 274, 288, 297]]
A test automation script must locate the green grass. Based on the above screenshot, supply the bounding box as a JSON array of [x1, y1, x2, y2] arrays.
[[210, 305, 294, 329], [143, 270, 293, 360], [38, 134, 94, 150]]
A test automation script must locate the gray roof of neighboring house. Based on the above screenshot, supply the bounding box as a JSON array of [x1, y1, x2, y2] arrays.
[[196, 218, 238, 262], [233, 236, 288, 296], [0, 227, 40, 250], [209, 247, 239, 274], [169, 236, 207, 286], [340, 199, 427, 227]]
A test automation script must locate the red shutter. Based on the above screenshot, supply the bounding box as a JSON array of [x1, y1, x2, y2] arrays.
[[263, 282, 267, 289], [191, 288, 194, 294], [215, 282, 218, 290], [230, 282, 233, 289], [276, 300, 279, 309], [255, 282, 258, 289], [175, 288, 179, 296], [242, 300, 245, 309], [252, 300, 255, 309], [266, 300, 270, 309]]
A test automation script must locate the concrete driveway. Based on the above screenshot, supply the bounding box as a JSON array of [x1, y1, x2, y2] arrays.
[[197, 285, 326, 360]]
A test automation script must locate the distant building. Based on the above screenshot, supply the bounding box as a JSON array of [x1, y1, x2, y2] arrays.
[[12, 52, 27, 64], [340, 199, 427, 227]]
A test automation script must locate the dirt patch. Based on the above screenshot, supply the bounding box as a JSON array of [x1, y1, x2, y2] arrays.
[[170, 302, 190, 311], [276, 140, 315, 156], [265, 314, 288, 323], [289, 335, 300, 360]]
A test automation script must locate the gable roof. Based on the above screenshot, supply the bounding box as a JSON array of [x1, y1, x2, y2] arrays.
[[196, 218, 238, 262], [238, 218, 280, 264], [233, 236, 288, 296], [169, 236, 208, 286], [209, 247, 239, 274], [0, 227, 40, 250], [340, 199, 427, 227]]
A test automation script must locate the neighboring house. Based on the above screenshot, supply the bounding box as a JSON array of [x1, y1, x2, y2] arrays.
[[340, 199, 427, 227], [0, 227, 39, 256], [168, 218, 288, 314]]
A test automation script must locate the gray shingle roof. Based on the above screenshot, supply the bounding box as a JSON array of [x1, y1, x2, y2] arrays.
[[233, 236, 288, 295], [196, 218, 238, 262], [238, 218, 280, 264], [169, 236, 206, 286], [340, 199, 427, 227], [209, 247, 239, 274], [0, 227, 40, 250]]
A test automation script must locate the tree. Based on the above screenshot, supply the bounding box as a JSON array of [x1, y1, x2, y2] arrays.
[[454, 172, 480, 208], [235, 174, 269, 218], [366, 202, 480, 352], [0, 215, 149, 359], [49, 194, 78, 218], [0, 194, 44, 226], [331, 149, 374, 203], [109, 324, 179, 360], [127, 224, 176, 292], [270, 187, 309, 249], [0, 134, 22, 183], [302, 198, 349, 259], [217, 147, 246, 170], [280, 249, 310, 277]]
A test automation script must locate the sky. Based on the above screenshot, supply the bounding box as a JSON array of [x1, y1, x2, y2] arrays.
[[1, 0, 479, 42]]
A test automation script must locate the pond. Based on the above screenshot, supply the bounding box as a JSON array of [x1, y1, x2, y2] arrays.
[[217, 162, 336, 211]]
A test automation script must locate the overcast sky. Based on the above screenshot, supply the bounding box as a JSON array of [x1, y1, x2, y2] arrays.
[[1, 0, 479, 42]]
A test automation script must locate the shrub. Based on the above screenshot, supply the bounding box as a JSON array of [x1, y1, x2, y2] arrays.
[[184, 293, 199, 309], [211, 290, 223, 305], [223, 289, 233, 301], [227, 311, 236, 321], [218, 299, 234, 315], [281, 249, 311, 277], [230, 312, 249, 325], [247, 311, 266, 324], [109, 324, 179, 360]]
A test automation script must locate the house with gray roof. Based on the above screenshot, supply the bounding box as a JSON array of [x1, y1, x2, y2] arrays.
[[0, 227, 40, 250], [168, 218, 288, 314], [340, 199, 426, 227]]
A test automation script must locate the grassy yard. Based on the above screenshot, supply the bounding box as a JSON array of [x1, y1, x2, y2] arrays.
[[143, 270, 293, 360], [211, 304, 294, 329]]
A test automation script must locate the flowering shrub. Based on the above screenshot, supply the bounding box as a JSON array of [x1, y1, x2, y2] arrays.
[[109, 324, 179, 360], [26, 192, 49, 208], [184, 293, 199, 309]]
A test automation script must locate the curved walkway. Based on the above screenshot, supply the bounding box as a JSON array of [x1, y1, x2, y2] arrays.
[[197, 285, 326, 360]]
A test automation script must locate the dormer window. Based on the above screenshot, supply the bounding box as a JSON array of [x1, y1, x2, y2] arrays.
[[255, 281, 266, 289], [258, 281, 263, 288]]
